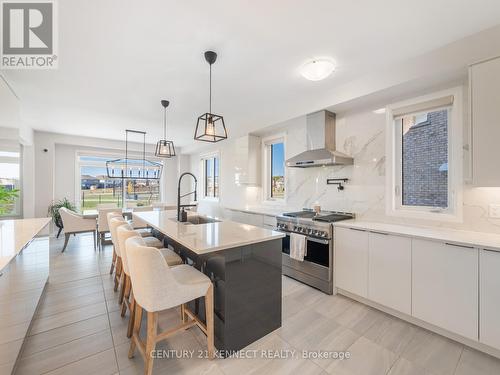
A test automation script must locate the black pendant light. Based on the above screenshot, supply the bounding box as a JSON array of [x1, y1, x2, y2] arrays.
[[155, 100, 176, 157], [194, 51, 228, 142]]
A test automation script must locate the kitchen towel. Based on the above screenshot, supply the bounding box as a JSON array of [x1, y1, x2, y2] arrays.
[[290, 233, 307, 261]]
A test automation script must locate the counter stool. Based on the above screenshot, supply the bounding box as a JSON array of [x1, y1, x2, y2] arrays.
[[107, 212, 126, 288], [125, 237, 214, 375], [116, 224, 182, 337]]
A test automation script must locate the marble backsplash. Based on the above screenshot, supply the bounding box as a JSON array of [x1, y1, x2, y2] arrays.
[[283, 109, 500, 234]]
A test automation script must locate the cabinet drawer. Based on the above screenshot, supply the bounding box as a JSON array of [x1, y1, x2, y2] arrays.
[[412, 239, 478, 340], [368, 232, 411, 314], [480, 249, 500, 350], [335, 227, 369, 297]]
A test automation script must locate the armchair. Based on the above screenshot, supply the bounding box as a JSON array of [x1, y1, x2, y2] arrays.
[[59, 207, 97, 252]]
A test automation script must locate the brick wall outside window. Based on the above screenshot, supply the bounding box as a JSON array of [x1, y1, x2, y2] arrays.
[[402, 109, 448, 208]]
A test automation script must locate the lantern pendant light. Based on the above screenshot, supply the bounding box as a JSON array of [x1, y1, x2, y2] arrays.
[[155, 99, 176, 157], [194, 51, 228, 142]]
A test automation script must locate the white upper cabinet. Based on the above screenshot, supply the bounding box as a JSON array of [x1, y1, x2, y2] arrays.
[[479, 249, 500, 350], [233, 135, 261, 186], [335, 227, 369, 298], [412, 239, 478, 340], [368, 232, 412, 315], [470, 56, 500, 186]]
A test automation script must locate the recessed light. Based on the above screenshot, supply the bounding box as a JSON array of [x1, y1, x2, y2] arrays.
[[373, 108, 386, 114], [300, 59, 335, 81]]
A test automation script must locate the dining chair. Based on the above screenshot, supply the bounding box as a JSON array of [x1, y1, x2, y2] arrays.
[[97, 207, 122, 250], [96, 203, 118, 209], [116, 223, 182, 337], [59, 207, 97, 252], [131, 206, 154, 230], [151, 202, 177, 210], [125, 237, 214, 375]]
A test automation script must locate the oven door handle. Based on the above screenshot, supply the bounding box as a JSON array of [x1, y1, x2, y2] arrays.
[[306, 236, 330, 245]]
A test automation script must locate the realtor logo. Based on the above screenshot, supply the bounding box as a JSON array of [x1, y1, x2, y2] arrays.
[[1, 0, 58, 69]]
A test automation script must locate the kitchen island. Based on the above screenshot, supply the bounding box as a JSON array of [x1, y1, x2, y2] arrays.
[[133, 210, 284, 354], [0, 218, 50, 374]]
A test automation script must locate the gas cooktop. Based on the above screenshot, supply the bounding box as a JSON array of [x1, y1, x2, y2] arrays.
[[282, 210, 354, 223]]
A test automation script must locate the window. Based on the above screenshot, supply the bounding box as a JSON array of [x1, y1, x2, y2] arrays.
[[78, 155, 161, 210], [201, 153, 219, 199], [263, 135, 285, 201], [400, 109, 448, 208], [0, 142, 21, 217], [386, 89, 462, 221]]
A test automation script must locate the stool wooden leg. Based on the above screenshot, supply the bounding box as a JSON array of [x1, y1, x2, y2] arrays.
[[109, 247, 116, 274], [118, 272, 126, 305], [121, 275, 131, 316], [114, 257, 122, 291], [145, 311, 158, 375], [128, 302, 143, 358], [127, 295, 135, 338], [180, 304, 187, 323], [205, 284, 215, 360]]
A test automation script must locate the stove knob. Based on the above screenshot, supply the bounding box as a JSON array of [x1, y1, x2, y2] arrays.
[[321, 232, 327, 237]]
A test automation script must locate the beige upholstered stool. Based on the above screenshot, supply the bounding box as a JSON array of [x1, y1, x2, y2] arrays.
[[107, 212, 126, 289], [116, 223, 183, 337], [125, 237, 214, 375]]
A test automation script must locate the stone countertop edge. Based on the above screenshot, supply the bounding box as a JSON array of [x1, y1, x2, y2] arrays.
[[134, 211, 284, 255], [0, 217, 51, 272], [334, 219, 500, 252]]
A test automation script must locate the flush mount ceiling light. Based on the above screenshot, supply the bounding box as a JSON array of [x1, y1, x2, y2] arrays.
[[300, 59, 335, 81], [194, 51, 228, 143], [155, 100, 176, 158]]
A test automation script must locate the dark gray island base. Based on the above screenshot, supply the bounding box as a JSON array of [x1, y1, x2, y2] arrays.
[[166, 236, 282, 355]]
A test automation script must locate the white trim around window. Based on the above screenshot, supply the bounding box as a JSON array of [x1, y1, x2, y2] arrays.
[[199, 151, 220, 201], [261, 133, 286, 204], [385, 87, 463, 222]]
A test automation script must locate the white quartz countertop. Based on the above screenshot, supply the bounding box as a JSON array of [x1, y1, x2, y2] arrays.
[[224, 206, 285, 217], [0, 218, 51, 271], [334, 220, 500, 251], [133, 210, 284, 255]]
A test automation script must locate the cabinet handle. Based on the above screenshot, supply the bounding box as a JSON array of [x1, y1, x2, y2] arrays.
[[482, 248, 499, 253], [349, 228, 366, 232], [445, 242, 474, 249], [369, 230, 388, 235]]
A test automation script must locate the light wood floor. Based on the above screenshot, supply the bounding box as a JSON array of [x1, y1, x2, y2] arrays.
[[13, 233, 500, 375]]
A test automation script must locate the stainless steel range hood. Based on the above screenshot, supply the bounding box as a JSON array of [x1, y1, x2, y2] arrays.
[[286, 110, 354, 168]]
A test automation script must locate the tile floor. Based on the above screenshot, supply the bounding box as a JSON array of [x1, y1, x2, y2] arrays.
[[13, 232, 500, 375]]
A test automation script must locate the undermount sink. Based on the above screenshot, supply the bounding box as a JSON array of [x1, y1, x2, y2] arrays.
[[174, 215, 221, 225]]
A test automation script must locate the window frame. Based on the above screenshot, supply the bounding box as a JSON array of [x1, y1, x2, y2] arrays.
[[262, 133, 286, 203], [0, 142, 22, 219], [385, 87, 463, 222], [75, 150, 164, 210], [200, 151, 220, 201]]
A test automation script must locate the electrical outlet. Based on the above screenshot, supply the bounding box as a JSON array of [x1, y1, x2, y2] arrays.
[[488, 204, 500, 218]]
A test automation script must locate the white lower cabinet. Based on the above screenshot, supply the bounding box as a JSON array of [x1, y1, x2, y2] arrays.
[[335, 227, 369, 298], [412, 239, 478, 340], [368, 232, 411, 314], [480, 249, 500, 350]]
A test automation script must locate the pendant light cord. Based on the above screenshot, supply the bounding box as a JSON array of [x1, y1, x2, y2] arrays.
[[209, 63, 212, 114], [163, 106, 167, 139]]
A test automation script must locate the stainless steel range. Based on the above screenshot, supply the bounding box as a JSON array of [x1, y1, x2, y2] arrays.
[[276, 209, 354, 294]]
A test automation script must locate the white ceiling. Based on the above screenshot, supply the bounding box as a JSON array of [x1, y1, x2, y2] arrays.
[[4, 0, 500, 148]]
